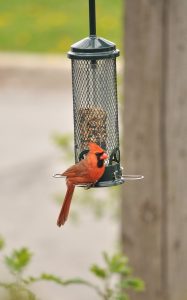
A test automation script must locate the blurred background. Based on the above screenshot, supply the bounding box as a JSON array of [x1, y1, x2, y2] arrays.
[[0, 1, 124, 300], [0, 1, 187, 300]]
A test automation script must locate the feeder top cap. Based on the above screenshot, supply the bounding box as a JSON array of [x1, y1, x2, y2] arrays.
[[68, 36, 120, 60]]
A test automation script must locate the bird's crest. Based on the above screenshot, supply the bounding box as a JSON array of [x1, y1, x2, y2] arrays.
[[88, 142, 105, 153]]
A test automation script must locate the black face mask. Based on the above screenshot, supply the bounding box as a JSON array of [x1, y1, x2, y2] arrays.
[[95, 152, 105, 168]]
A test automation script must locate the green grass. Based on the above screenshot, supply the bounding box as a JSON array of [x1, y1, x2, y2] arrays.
[[0, 0, 123, 54]]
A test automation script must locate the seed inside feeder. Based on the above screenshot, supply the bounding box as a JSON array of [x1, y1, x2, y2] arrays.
[[78, 107, 107, 151]]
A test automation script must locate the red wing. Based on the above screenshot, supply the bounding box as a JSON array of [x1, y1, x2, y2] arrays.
[[62, 160, 89, 178]]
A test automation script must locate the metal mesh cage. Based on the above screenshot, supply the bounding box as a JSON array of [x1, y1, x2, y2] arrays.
[[72, 58, 119, 161], [70, 57, 123, 187]]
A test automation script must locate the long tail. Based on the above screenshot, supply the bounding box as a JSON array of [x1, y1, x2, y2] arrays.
[[57, 183, 75, 227]]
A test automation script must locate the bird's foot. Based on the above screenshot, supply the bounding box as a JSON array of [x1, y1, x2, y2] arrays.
[[84, 183, 95, 190]]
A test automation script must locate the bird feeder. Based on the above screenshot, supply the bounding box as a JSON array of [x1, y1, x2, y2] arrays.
[[55, 0, 143, 187], [68, 0, 124, 187]]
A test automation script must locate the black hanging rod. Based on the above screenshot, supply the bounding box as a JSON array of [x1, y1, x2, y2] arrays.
[[89, 0, 96, 36]]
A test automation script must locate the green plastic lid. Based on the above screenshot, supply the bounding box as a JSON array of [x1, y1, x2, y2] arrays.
[[68, 36, 120, 59]]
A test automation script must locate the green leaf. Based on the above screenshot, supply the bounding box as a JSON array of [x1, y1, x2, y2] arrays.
[[40, 273, 65, 285], [2, 283, 37, 300], [0, 236, 5, 250], [115, 292, 129, 300], [90, 264, 107, 279], [121, 278, 145, 292], [52, 133, 72, 151], [39, 273, 99, 291], [23, 276, 40, 284], [63, 278, 94, 286], [5, 247, 32, 273], [108, 253, 129, 274]]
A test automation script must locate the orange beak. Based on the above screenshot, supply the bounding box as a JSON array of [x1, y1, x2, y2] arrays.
[[100, 152, 108, 160]]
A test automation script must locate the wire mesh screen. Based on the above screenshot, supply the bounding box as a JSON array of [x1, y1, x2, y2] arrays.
[[71, 58, 120, 164]]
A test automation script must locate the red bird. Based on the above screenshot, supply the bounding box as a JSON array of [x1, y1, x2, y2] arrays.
[[55, 142, 108, 227]]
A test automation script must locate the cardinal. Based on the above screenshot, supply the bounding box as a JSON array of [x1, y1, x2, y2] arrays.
[[55, 142, 108, 227]]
